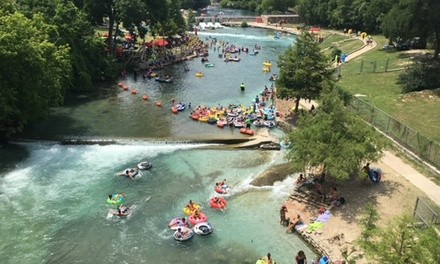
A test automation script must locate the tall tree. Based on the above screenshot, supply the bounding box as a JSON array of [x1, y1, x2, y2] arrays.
[[181, 0, 211, 10], [276, 31, 333, 112], [259, 0, 296, 14], [0, 12, 70, 138], [285, 87, 386, 180], [52, 1, 117, 91], [382, 0, 440, 59], [358, 210, 440, 263]]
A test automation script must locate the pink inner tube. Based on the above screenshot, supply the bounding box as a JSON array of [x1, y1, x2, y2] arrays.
[[168, 218, 185, 229], [214, 185, 229, 194], [189, 213, 208, 225], [210, 198, 227, 210]]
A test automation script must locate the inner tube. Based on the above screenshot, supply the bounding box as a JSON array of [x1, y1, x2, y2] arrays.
[[107, 194, 126, 206], [122, 168, 139, 178], [137, 162, 152, 170], [210, 197, 227, 210], [214, 185, 229, 194], [168, 217, 188, 230], [193, 222, 213, 236], [263, 121, 276, 128], [188, 212, 208, 225], [183, 203, 201, 216], [173, 227, 194, 241], [368, 168, 382, 183], [112, 207, 132, 217]]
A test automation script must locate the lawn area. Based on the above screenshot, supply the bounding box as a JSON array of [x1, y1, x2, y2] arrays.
[[336, 35, 440, 143]]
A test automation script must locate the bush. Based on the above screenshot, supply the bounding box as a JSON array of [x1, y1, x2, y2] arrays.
[[398, 59, 440, 93], [241, 21, 248, 28]]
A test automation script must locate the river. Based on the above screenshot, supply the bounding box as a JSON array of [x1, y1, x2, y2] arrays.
[[0, 24, 319, 264]]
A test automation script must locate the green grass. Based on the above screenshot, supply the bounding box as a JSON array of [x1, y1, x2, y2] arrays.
[[320, 34, 351, 50], [336, 35, 440, 143]]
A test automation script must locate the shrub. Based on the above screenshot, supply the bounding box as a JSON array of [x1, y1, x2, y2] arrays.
[[241, 21, 248, 28], [398, 59, 440, 93]]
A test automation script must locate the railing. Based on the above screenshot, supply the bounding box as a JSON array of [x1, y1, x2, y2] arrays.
[[348, 96, 440, 170], [413, 196, 439, 227]]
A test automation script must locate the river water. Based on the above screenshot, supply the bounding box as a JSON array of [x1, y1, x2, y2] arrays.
[[1, 26, 318, 263]]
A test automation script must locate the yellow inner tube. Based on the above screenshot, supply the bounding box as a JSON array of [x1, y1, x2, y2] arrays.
[[198, 116, 209, 122], [183, 204, 201, 215], [195, 72, 204, 77]]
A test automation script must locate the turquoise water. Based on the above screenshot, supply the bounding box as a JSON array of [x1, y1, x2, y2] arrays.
[[20, 27, 296, 140], [1, 26, 318, 263], [0, 143, 316, 263]]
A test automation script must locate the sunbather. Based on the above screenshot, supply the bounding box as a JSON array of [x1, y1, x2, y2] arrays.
[[286, 214, 303, 233]]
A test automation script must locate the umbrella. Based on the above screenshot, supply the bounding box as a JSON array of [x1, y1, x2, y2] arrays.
[[152, 38, 169, 47]]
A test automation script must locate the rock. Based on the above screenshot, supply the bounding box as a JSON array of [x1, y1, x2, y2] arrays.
[[259, 142, 281, 150]]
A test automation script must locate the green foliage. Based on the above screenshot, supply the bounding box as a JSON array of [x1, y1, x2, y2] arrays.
[[241, 21, 249, 27], [359, 214, 440, 263], [220, 0, 262, 11], [52, 2, 118, 92], [276, 31, 333, 112], [259, 0, 296, 14], [297, 0, 395, 33], [285, 87, 386, 180], [186, 9, 196, 31], [358, 203, 380, 250], [181, 0, 211, 10], [398, 59, 440, 93], [382, 0, 440, 59], [0, 12, 71, 138]]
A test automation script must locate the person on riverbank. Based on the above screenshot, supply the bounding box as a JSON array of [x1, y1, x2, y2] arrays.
[[329, 186, 339, 205], [287, 214, 303, 233], [295, 250, 307, 264], [279, 205, 288, 225]]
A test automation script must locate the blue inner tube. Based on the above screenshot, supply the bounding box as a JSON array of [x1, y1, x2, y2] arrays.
[[368, 168, 382, 183]]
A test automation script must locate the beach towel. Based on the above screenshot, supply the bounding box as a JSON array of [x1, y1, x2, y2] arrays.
[[316, 210, 332, 223], [295, 223, 308, 232], [306, 222, 324, 232]]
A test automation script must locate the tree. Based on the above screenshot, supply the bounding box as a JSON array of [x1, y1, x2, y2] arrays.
[[398, 59, 440, 93], [276, 31, 333, 112], [259, 0, 296, 14], [0, 12, 71, 138], [382, 0, 440, 59], [358, 211, 440, 263], [181, 0, 211, 10], [285, 87, 386, 180], [51, 2, 117, 92]]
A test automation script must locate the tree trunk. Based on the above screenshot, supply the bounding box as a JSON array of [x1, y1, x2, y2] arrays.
[[113, 22, 119, 53], [294, 96, 301, 112], [434, 26, 440, 59], [107, 13, 115, 54]]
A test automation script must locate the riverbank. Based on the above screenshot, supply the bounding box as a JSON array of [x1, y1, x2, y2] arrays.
[[258, 23, 440, 262]]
